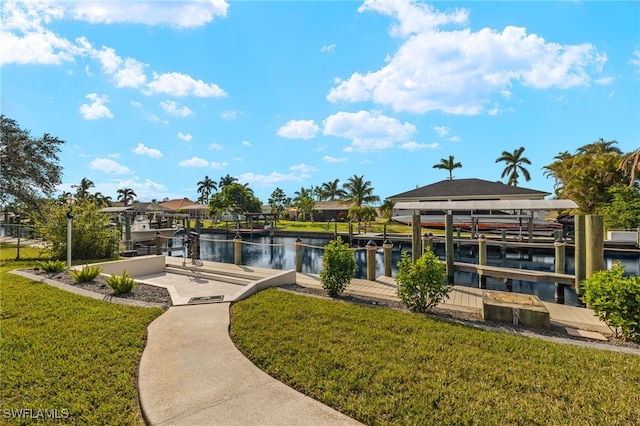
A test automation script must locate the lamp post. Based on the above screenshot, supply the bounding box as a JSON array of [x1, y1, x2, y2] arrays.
[[66, 196, 74, 268]]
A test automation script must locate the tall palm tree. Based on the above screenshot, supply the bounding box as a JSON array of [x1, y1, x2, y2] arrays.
[[117, 188, 137, 206], [219, 174, 238, 190], [319, 179, 347, 201], [197, 175, 217, 204], [91, 192, 112, 207], [495, 147, 531, 186], [341, 175, 380, 222], [71, 177, 94, 200], [619, 148, 640, 187], [432, 155, 462, 180]]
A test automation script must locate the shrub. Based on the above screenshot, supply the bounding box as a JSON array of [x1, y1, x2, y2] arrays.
[[37, 260, 66, 273], [395, 249, 451, 313], [581, 263, 640, 342], [69, 264, 103, 283], [105, 270, 136, 295], [320, 238, 356, 298]]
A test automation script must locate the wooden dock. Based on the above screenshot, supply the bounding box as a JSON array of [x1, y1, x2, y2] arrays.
[[295, 272, 611, 334]]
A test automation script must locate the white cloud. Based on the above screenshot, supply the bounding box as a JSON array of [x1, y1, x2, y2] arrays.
[[160, 100, 193, 117], [241, 140, 251, 147], [290, 163, 318, 174], [327, 1, 608, 114], [69, 1, 229, 28], [321, 44, 336, 53], [179, 157, 209, 167], [148, 114, 168, 124], [221, 109, 243, 120], [631, 49, 640, 75], [323, 155, 347, 163], [146, 72, 227, 97], [449, 136, 461, 142], [178, 132, 193, 142], [79, 93, 113, 120], [130, 100, 142, 107], [399, 141, 439, 151], [322, 110, 416, 152], [432, 126, 449, 138], [208, 143, 223, 150], [132, 143, 162, 159], [90, 158, 132, 174], [210, 161, 228, 170], [237, 171, 305, 187], [114, 58, 147, 88], [277, 119, 320, 140]]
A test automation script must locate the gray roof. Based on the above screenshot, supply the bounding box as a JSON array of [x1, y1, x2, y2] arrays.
[[389, 178, 550, 201], [394, 199, 577, 212]]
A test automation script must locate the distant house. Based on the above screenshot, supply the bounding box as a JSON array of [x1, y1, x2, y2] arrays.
[[388, 178, 550, 203], [159, 198, 198, 211], [286, 201, 355, 222]]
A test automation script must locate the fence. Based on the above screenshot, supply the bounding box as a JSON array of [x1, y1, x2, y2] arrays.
[[0, 224, 51, 261]]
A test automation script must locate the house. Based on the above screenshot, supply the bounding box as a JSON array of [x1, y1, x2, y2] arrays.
[[388, 179, 573, 234], [388, 178, 550, 203], [159, 198, 209, 219]]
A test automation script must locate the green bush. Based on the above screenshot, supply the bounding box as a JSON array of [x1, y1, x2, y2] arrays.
[[395, 249, 451, 313], [320, 238, 356, 298], [69, 264, 103, 283], [581, 263, 640, 342], [37, 260, 66, 273], [105, 270, 136, 295]]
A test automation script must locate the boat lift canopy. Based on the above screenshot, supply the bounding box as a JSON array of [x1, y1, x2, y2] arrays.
[[393, 199, 577, 213]]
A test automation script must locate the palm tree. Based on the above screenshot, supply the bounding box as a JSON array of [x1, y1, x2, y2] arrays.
[[432, 155, 462, 180], [117, 188, 137, 206], [577, 138, 621, 156], [319, 179, 347, 201], [219, 174, 238, 190], [495, 147, 531, 186], [619, 148, 640, 187], [91, 192, 112, 207], [341, 175, 380, 222], [378, 198, 395, 220], [197, 175, 217, 204], [71, 177, 94, 200]]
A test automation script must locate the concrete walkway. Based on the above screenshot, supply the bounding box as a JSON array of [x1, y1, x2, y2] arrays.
[[138, 303, 362, 426]]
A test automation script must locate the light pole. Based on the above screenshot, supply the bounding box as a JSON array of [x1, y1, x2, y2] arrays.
[[66, 196, 74, 268]]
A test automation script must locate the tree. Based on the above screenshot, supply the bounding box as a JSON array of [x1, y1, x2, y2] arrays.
[[341, 175, 380, 222], [219, 174, 238, 189], [91, 192, 112, 207], [71, 177, 95, 200], [117, 188, 137, 206], [432, 155, 461, 180], [544, 139, 626, 214], [208, 183, 261, 219], [378, 198, 395, 220], [619, 148, 640, 187], [293, 187, 315, 222], [35, 199, 119, 260], [0, 115, 65, 210], [197, 175, 217, 204], [318, 179, 346, 201], [599, 185, 640, 230], [495, 146, 531, 186], [268, 188, 291, 224]]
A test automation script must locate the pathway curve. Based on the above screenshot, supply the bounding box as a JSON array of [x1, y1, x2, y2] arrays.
[[138, 302, 363, 426]]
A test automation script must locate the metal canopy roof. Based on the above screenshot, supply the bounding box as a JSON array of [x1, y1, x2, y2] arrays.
[[393, 199, 577, 212]]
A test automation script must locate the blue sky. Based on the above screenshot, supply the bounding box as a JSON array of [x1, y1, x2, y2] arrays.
[[2, 0, 639, 204]]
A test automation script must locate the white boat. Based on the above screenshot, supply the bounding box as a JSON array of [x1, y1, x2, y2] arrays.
[[124, 215, 182, 243]]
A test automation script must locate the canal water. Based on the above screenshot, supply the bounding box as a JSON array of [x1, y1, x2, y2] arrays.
[[172, 233, 640, 305]]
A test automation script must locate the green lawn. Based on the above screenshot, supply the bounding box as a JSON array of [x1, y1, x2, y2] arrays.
[[0, 260, 163, 425], [231, 289, 640, 425]]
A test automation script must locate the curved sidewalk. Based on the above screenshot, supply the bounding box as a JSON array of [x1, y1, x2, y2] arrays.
[[138, 302, 362, 426]]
